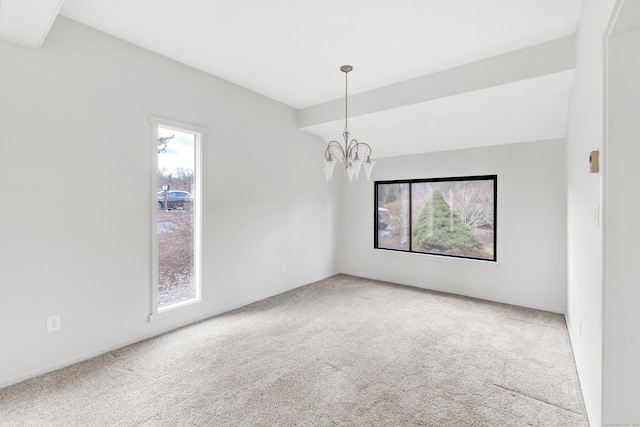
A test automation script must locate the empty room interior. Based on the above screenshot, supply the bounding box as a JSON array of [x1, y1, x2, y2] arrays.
[[0, 0, 639, 426]]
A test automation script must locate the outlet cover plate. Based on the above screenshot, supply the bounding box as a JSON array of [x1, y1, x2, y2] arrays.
[[47, 315, 61, 332]]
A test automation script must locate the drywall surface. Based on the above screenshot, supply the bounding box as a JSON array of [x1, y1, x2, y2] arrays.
[[603, 28, 640, 425], [565, 1, 616, 425], [0, 17, 339, 387], [339, 139, 567, 313]]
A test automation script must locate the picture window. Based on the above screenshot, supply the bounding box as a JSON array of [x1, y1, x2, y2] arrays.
[[375, 176, 497, 261]]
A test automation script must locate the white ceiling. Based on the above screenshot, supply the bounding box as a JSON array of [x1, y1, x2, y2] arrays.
[[0, 0, 63, 48], [0, 0, 584, 157]]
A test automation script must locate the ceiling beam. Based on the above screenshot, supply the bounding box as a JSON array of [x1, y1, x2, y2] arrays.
[[298, 35, 576, 130], [0, 0, 65, 48]]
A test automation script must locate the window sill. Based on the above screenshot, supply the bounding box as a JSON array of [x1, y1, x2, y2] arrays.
[[372, 248, 500, 268], [149, 298, 203, 322]]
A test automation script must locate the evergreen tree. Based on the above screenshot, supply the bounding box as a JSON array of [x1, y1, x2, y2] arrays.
[[412, 189, 484, 255]]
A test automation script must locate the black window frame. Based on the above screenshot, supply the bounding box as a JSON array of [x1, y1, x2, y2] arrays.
[[374, 175, 497, 262]]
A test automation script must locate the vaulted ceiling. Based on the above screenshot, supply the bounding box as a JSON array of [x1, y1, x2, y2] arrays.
[[0, 0, 583, 157]]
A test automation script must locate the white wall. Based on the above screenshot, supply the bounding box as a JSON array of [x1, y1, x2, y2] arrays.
[[603, 28, 640, 425], [0, 16, 339, 387], [340, 139, 567, 313], [565, 1, 616, 426]]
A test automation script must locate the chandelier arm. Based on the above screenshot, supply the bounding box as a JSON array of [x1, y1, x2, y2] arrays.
[[345, 138, 359, 159], [345, 139, 373, 160], [354, 141, 373, 158], [326, 140, 346, 161]]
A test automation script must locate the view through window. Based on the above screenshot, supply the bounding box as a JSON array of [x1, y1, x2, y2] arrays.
[[155, 124, 202, 310], [375, 176, 496, 261]]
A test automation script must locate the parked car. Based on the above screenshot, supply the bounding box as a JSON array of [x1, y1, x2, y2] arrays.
[[158, 190, 192, 209], [378, 207, 391, 229]]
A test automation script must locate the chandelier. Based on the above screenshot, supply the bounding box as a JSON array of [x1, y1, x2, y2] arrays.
[[323, 65, 375, 183]]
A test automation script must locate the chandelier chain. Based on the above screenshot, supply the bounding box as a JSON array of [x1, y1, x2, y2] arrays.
[[344, 70, 349, 133]]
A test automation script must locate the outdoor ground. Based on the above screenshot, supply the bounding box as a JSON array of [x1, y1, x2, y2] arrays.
[[157, 208, 195, 307]]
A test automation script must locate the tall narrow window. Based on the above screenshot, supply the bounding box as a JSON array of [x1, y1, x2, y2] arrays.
[[151, 117, 205, 316]]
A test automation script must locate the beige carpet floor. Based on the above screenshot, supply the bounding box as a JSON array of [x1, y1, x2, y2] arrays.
[[0, 275, 587, 426]]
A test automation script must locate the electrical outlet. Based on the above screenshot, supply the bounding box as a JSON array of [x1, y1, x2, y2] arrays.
[[47, 315, 61, 332], [280, 262, 286, 272]]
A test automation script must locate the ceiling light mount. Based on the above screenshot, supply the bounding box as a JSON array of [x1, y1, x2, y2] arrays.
[[323, 65, 375, 183]]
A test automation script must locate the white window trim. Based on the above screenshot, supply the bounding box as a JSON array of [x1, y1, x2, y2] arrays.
[[149, 116, 207, 322]]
